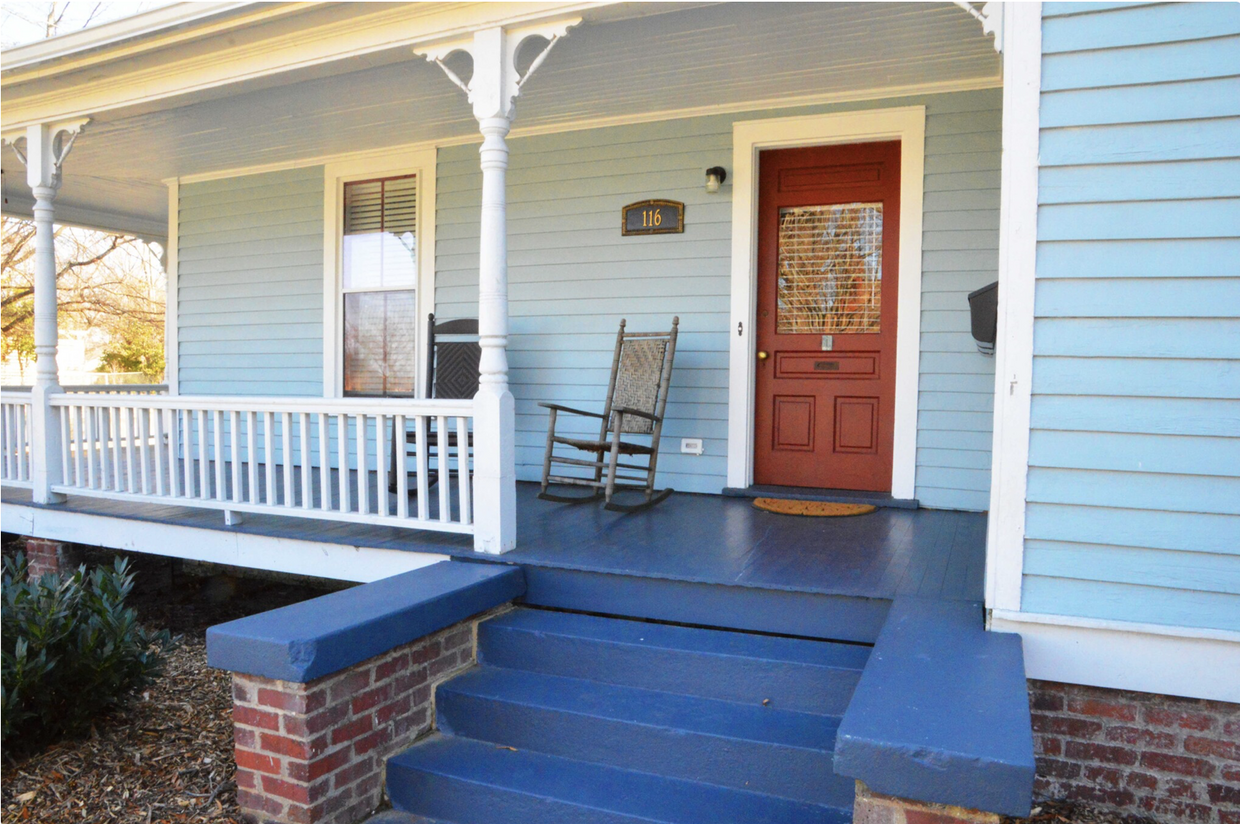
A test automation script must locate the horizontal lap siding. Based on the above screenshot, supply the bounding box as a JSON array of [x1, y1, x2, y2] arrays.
[[177, 167, 325, 396], [1026, 3, 1240, 631], [438, 90, 1000, 500]]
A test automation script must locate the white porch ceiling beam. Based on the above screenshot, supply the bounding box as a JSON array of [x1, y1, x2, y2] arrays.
[[1, 2, 613, 131]]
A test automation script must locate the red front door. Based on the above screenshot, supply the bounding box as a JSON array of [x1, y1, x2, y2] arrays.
[[752, 141, 901, 492]]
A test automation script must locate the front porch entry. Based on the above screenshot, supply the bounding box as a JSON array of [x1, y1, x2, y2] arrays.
[[753, 141, 902, 492], [728, 108, 927, 502]]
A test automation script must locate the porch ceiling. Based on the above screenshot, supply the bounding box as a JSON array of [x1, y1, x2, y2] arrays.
[[0, 1, 998, 238]]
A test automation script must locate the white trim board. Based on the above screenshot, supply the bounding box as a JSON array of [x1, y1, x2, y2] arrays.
[[165, 179, 179, 396], [985, 3, 1041, 613], [727, 106, 926, 500], [322, 148, 438, 399], [1, 501, 448, 583], [991, 610, 1240, 704]]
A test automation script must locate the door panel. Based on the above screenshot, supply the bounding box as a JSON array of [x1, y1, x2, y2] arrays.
[[753, 142, 901, 492]]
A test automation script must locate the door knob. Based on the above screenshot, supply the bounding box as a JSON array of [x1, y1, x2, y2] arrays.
[[757, 350, 769, 361]]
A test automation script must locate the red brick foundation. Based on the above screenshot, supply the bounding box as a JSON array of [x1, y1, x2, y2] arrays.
[[230, 610, 503, 824], [853, 782, 1000, 824], [24, 537, 79, 578], [1030, 679, 1240, 823]]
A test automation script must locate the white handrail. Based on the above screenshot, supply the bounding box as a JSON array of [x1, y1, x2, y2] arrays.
[[45, 394, 475, 535]]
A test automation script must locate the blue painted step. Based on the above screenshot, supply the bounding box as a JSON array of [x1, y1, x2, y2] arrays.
[[478, 607, 869, 716], [388, 734, 852, 824], [437, 666, 854, 808], [387, 608, 867, 823]]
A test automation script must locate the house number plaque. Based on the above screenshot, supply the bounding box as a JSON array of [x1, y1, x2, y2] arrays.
[[622, 200, 685, 236]]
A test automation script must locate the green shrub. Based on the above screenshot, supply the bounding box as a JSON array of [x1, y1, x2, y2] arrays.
[[1, 552, 177, 749]]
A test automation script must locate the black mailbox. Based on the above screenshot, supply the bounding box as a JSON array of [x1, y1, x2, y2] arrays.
[[968, 281, 998, 356]]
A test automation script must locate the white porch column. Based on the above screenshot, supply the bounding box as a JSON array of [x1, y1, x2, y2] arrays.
[[4, 120, 86, 504], [420, 19, 578, 554]]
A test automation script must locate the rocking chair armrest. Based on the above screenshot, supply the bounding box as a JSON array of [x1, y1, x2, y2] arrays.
[[611, 405, 661, 422], [538, 402, 606, 419]]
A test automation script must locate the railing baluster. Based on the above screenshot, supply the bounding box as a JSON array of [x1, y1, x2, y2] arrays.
[[230, 410, 242, 504], [247, 411, 258, 504], [456, 416, 471, 526], [300, 412, 312, 510], [356, 414, 368, 516], [281, 411, 294, 508], [437, 415, 450, 523], [125, 408, 138, 493], [195, 409, 208, 497], [182, 408, 195, 497], [167, 408, 181, 498], [396, 415, 409, 518], [4, 403, 14, 480], [318, 413, 330, 512], [72, 405, 83, 488], [139, 408, 151, 495], [264, 411, 276, 507], [111, 406, 123, 491], [415, 415, 429, 521], [376, 415, 389, 517], [213, 409, 225, 501], [337, 413, 350, 514], [154, 408, 166, 496], [86, 406, 98, 489]]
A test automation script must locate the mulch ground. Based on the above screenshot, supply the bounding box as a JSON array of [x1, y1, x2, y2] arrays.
[[1, 543, 341, 824], [1006, 801, 1159, 824]]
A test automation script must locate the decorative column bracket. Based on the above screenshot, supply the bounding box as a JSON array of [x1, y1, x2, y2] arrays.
[[2, 118, 90, 190], [417, 17, 580, 122], [952, 1, 1003, 53]]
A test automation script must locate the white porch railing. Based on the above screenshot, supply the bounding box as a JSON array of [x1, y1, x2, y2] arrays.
[[45, 394, 475, 534], [1, 393, 34, 488]]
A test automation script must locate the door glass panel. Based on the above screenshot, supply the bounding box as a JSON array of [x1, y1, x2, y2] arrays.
[[776, 203, 882, 334]]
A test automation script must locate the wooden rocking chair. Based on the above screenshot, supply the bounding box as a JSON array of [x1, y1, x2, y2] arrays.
[[539, 317, 679, 512]]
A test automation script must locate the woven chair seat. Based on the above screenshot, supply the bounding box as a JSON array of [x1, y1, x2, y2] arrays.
[[554, 436, 654, 455]]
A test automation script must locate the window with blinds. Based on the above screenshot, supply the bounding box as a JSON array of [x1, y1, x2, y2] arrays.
[[342, 174, 418, 396]]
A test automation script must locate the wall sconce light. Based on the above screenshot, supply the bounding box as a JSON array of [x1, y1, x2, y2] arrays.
[[705, 166, 727, 194]]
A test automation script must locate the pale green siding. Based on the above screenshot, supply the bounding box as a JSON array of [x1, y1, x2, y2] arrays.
[[438, 89, 1001, 503], [177, 166, 324, 396], [1025, 2, 1240, 631]]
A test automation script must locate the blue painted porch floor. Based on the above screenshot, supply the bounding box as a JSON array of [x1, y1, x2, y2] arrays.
[[1, 480, 985, 602]]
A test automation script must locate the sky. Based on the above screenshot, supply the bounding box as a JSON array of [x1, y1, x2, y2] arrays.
[[1, 1, 171, 49]]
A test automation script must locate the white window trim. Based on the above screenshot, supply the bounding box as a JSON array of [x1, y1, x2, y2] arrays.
[[323, 148, 437, 399], [727, 106, 926, 500], [985, 3, 1041, 613]]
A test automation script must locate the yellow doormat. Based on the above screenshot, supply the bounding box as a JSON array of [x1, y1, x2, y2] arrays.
[[752, 498, 877, 517]]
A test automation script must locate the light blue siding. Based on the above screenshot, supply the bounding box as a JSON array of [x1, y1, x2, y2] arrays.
[[437, 89, 1001, 502], [1026, 2, 1240, 631], [177, 167, 325, 396]]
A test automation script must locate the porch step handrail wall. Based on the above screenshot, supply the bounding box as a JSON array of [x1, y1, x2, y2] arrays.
[[44, 393, 475, 534], [1, 393, 35, 488]]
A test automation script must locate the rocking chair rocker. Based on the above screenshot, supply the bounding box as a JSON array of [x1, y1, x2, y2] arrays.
[[538, 317, 679, 512]]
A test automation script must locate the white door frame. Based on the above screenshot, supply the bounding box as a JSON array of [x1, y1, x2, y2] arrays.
[[727, 106, 926, 499]]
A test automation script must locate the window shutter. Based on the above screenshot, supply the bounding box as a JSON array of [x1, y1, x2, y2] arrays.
[[344, 175, 417, 236]]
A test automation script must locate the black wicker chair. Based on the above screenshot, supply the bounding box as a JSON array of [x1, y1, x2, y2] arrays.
[[389, 314, 479, 492]]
